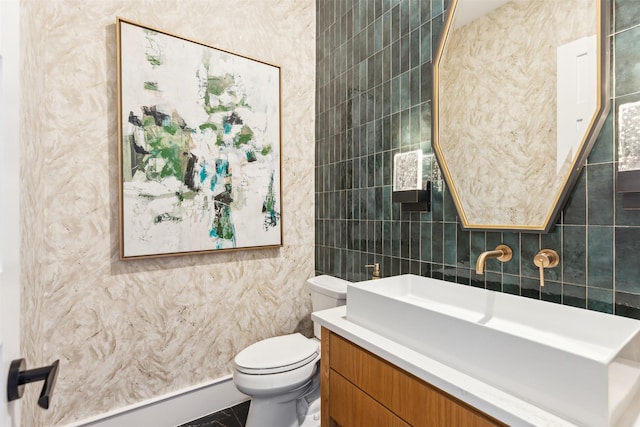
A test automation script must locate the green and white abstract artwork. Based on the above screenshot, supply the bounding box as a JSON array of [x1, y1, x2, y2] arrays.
[[117, 18, 282, 259]]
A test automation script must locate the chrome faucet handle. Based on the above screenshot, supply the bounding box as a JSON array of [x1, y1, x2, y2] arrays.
[[533, 249, 559, 287]]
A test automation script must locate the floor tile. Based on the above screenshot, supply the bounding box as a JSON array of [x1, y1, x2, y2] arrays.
[[178, 401, 250, 427]]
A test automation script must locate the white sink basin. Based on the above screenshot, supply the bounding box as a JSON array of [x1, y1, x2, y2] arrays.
[[346, 274, 640, 427]]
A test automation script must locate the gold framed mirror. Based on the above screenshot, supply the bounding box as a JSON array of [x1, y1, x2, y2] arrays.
[[433, 0, 610, 232]]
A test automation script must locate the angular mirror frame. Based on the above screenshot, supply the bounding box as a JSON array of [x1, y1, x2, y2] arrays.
[[432, 0, 611, 233]]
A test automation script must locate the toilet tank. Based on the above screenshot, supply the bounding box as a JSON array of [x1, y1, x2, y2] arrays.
[[306, 275, 349, 338]]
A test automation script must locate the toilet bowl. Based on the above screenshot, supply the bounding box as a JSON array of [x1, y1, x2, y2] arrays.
[[232, 275, 349, 427]]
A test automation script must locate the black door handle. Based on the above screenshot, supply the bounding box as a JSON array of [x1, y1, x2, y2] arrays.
[[7, 358, 59, 409]]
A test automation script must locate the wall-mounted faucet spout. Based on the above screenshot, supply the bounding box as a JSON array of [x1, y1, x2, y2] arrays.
[[475, 245, 512, 274]]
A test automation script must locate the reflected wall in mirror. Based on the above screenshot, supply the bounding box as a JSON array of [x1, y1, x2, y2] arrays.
[[433, 0, 610, 232]]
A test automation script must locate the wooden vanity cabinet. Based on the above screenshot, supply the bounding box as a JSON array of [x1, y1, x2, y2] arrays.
[[320, 328, 507, 427]]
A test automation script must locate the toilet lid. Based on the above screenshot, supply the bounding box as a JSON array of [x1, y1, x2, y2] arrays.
[[234, 333, 319, 375]]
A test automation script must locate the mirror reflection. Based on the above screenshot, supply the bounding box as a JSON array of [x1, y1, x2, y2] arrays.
[[433, 0, 608, 231]]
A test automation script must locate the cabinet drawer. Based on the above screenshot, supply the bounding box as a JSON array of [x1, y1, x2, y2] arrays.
[[329, 332, 505, 427], [329, 369, 410, 427]]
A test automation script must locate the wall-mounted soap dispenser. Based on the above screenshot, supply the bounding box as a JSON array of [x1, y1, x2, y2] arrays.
[[365, 263, 381, 280]]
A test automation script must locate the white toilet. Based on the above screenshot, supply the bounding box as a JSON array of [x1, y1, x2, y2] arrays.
[[233, 275, 349, 427]]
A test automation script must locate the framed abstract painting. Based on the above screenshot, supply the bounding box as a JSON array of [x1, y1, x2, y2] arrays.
[[116, 18, 282, 259]]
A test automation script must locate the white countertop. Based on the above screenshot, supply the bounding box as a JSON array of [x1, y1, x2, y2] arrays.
[[312, 306, 640, 427]]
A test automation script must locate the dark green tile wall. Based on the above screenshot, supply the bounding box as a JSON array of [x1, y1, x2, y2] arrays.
[[315, 0, 640, 320]]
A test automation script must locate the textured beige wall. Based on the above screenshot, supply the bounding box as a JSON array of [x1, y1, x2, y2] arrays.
[[20, 1, 315, 425]]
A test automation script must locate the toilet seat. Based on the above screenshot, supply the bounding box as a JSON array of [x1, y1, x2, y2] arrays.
[[235, 333, 319, 375]]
